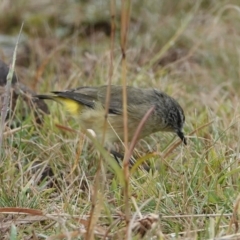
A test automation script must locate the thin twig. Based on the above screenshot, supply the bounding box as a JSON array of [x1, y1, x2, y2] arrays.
[[0, 22, 24, 159], [101, 0, 116, 146], [125, 106, 155, 162], [120, 0, 131, 238]]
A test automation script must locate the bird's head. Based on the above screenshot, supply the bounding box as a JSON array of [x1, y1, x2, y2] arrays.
[[165, 103, 187, 145]]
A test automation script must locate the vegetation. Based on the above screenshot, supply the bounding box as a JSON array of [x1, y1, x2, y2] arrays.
[[0, 0, 240, 239]]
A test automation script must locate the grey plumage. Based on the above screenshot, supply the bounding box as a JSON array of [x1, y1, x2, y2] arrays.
[[36, 85, 187, 145]]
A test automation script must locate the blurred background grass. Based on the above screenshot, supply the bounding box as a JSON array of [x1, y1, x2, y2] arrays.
[[1, 0, 240, 239]]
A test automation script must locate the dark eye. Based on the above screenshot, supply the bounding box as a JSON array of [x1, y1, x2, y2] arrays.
[[178, 110, 185, 127], [168, 111, 176, 122], [168, 108, 183, 128]]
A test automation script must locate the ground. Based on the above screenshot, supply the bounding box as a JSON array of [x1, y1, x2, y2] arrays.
[[0, 0, 240, 239]]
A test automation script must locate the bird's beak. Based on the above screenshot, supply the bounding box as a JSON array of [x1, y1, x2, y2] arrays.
[[177, 130, 187, 145]]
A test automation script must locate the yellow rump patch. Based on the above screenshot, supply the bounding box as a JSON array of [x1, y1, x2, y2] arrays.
[[59, 98, 83, 115]]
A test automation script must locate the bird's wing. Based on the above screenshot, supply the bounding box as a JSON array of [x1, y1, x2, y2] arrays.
[[54, 86, 156, 117], [59, 86, 124, 114], [52, 87, 100, 109], [97, 86, 155, 116], [97, 86, 124, 114]]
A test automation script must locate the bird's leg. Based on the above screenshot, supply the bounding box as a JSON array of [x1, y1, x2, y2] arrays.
[[109, 149, 124, 166], [109, 149, 138, 167]]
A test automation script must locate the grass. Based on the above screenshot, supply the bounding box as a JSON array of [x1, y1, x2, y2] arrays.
[[1, 0, 240, 239]]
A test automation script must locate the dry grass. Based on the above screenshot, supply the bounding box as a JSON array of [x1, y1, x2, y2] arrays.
[[1, 0, 240, 239]]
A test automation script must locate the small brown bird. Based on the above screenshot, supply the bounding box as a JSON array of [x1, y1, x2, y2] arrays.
[[35, 85, 187, 146]]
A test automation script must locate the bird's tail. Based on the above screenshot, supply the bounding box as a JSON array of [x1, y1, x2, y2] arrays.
[[34, 94, 82, 115], [35, 94, 58, 101], [34, 94, 66, 106]]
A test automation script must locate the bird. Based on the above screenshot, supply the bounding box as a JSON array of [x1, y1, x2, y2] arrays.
[[35, 85, 187, 148]]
